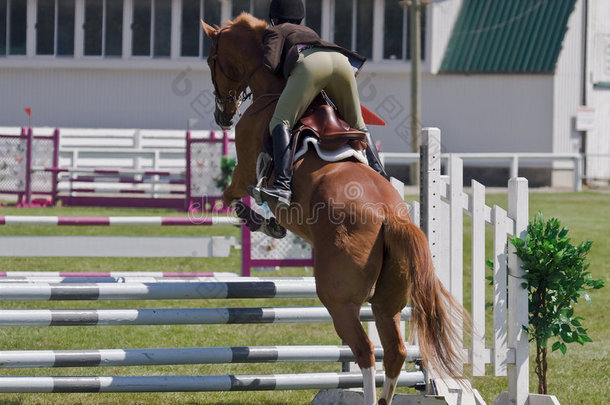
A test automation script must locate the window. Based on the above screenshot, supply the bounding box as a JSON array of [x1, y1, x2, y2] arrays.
[[231, 0, 268, 20], [181, 0, 220, 57], [0, 0, 6, 55], [36, 0, 75, 56], [84, 0, 123, 56], [132, 0, 171, 57], [383, 1, 426, 61], [0, 0, 26, 56], [304, 0, 321, 36], [333, 0, 373, 59]]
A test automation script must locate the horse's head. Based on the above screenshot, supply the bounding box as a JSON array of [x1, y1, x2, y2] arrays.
[[201, 15, 268, 130]]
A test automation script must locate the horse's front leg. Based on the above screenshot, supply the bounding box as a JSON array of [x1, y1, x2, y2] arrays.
[[224, 165, 286, 240], [223, 116, 286, 238], [222, 166, 259, 232], [229, 199, 285, 239], [222, 158, 255, 206]]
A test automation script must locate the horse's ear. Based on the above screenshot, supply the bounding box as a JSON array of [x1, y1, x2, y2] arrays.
[[201, 20, 218, 39]]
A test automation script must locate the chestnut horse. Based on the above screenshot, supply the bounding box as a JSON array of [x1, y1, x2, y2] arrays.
[[202, 14, 465, 405]]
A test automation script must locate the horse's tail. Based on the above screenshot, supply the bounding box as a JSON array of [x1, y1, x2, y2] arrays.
[[384, 216, 468, 379]]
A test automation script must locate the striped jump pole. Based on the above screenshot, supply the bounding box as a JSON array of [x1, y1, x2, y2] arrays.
[[0, 345, 421, 368], [60, 177, 185, 185], [0, 371, 425, 393], [58, 187, 185, 195], [0, 280, 319, 300], [0, 277, 241, 284], [0, 275, 312, 284], [0, 306, 412, 326], [41, 167, 186, 177], [0, 216, 241, 226], [0, 271, 239, 281]]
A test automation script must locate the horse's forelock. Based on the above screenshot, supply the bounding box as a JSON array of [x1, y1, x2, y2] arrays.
[[228, 12, 269, 38]]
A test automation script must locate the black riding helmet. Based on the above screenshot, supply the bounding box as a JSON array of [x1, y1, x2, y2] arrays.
[[269, 0, 304, 24]]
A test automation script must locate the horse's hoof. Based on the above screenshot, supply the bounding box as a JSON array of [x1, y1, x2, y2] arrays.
[[261, 218, 287, 239]]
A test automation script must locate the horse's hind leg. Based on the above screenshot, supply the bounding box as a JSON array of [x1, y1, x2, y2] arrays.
[[314, 254, 381, 405], [371, 261, 409, 405], [371, 307, 407, 405], [323, 301, 377, 405]]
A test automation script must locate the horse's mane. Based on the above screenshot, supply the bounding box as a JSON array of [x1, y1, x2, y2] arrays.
[[228, 12, 269, 38]]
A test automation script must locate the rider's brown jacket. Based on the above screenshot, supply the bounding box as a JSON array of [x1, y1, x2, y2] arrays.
[[262, 23, 366, 79]]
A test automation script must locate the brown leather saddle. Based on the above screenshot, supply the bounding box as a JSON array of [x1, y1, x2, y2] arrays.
[[262, 96, 367, 159], [294, 102, 367, 152]]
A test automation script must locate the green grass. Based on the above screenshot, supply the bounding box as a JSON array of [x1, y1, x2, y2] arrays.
[[0, 191, 608, 404]]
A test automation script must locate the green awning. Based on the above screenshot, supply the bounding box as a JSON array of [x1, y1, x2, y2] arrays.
[[440, 0, 577, 73]]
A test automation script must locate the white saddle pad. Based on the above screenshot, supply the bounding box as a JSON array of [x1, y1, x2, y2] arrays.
[[294, 135, 368, 164], [255, 136, 368, 184]]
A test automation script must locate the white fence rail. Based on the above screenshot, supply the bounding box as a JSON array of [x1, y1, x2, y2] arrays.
[[382, 151, 583, 191], [57, 128, 207, 171], [417, 128, 530, 405]]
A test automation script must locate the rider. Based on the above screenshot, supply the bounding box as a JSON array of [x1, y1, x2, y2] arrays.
[[247, 0, 388, 209]]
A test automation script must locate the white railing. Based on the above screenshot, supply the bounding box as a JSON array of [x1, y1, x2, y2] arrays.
[[58, 128, 193, 171], [382, 151, 583, 191], [416, 128, 530, 405]]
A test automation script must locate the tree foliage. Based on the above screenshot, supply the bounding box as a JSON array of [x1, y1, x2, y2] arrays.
[[509, 213, 604, 394], [215, 156, 236, 191]]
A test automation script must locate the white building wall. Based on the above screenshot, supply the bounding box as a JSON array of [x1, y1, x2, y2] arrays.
[[553, 0, 585, 155], [0, 64, 215, 130], [428, 0, 463, 74], [0, 65, 556, 157], [2, 0, 603, 184], [356, 71, 554, 154], [551, 0, 586, 186], [585, 0, 610, 183], [422, 74, 554, 154]]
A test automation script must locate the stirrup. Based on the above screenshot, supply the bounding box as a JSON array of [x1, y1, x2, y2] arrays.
[[247, 185, 264, 206], [247, 185, 291, 209], [259, 187, 291, 209]]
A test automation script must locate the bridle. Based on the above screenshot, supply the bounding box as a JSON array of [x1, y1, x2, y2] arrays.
[[208, 28, 260, 118]]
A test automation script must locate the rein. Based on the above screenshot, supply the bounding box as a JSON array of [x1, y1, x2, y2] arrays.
[[248, 93, 281, 115]]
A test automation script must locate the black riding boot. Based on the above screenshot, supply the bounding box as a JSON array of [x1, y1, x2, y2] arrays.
[[364, 130, 389, 180], [248, 124, 293, 208]]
